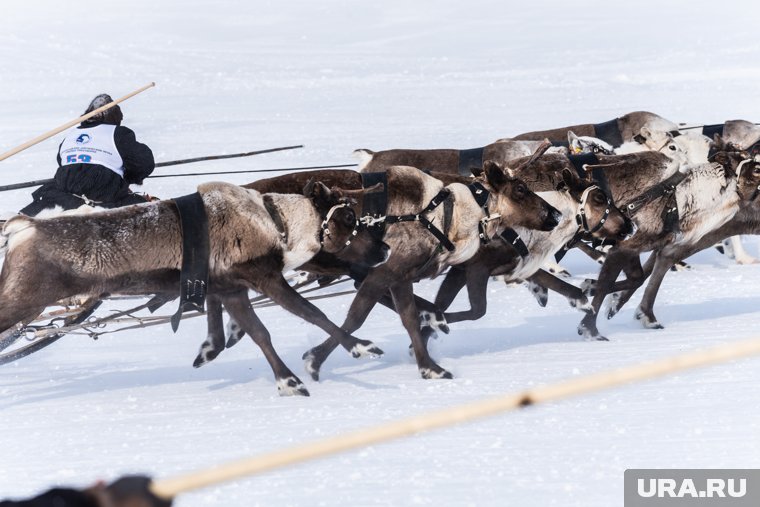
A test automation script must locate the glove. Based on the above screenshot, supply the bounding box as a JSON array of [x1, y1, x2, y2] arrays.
[[86, 476, 172, 507]]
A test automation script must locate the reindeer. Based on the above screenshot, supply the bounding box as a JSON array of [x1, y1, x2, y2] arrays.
[[576, 147, 760, 340], [0, 181, 390, 396], [355, 139, 566, 176], [288, 163, 565, 381], [415, 153, 633, 340], [511, 111, 678, 148], [604, 147, 760, 328]]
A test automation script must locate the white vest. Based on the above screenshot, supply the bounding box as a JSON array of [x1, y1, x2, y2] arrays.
[[59, 124, 125, 178]]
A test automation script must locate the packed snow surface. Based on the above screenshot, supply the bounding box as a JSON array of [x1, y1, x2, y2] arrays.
[[1, 1, 760, 506]]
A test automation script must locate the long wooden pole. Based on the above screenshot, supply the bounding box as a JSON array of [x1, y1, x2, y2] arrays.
[[0, 82, 155, 162], [150, 335, 760, 500]]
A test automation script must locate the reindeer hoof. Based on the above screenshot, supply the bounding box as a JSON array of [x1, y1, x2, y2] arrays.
[[350, 340, 384, 359], [302, 350, 322, 381], [606, 293, 622, 320], [419, 310, 449, 334], [193, 339, 223, 368], [277, 377, 310, 397], [577, 320, 605, 341], [527, 281, 548, 307], [634, 308, 664, 329], [419, 367, 453, 379], [225, 319, 245, 349], [580, 278, 597, 298], [670, 261, 691, 272]]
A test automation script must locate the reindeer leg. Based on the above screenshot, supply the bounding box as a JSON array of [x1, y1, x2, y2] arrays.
[[634, 252, 677, 329], [606, 253, 656, 319], [528, 269, 589, 311], [577, 249, 632, 341], [253, 272, 382, 367], [192, 294, 227, 368], [221, 292, 309, 396], [302, 276, 386, 381], [440, 263, 490, 325], [390, 281, 452, 379]]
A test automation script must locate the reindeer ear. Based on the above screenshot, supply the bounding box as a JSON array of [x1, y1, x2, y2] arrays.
[[559, 168, 575, 190], [567, 131, 582, 153], [305, 180, 333, 208], [484, 160, 508, 189]]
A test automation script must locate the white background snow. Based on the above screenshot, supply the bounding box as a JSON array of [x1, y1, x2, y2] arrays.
[[1, 1, 760, 505]]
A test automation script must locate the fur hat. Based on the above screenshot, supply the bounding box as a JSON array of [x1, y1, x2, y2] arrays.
[[82, 93, 123, 126]]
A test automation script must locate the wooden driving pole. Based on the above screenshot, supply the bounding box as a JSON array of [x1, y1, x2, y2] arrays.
[[0, 82, 155, 162], [150, 335, 760, 500]]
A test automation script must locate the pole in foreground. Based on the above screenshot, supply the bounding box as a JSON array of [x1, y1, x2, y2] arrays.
[[0, 82, 156, 163], [150, 335, 760, 500]]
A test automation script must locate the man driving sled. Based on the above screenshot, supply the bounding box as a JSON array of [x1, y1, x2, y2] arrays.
[[19, 93, 155, 216]]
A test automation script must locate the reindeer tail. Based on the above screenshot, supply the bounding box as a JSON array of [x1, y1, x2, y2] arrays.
[[353, 148, 375, 170]]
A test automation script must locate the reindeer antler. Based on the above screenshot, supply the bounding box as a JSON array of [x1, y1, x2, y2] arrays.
[[513, 139, 552, 172]]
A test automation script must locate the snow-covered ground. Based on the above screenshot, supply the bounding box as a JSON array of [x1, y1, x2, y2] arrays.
[[2, 1, 760, 505]]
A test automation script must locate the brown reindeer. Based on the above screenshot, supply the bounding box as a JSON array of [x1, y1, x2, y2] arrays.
[[295, 163, 563, 380], [604, 149, 760, 328], [0, 180, 389, 396], [355, 139, 565, 175], [197, 165, 561, 379], [576, 148, 760, 340], [512, 111, 678, 147], [415, 153, 634, 340]]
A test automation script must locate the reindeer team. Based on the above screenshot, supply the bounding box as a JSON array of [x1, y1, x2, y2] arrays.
[[2, 111, 760, 396]]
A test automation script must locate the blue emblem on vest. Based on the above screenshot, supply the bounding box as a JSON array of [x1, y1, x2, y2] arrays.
[[76, 134, 91, 144]]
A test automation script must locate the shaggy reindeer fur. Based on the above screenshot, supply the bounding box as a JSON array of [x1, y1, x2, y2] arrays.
[[0, 181, 389, 396], [576, 150, 760, 339]]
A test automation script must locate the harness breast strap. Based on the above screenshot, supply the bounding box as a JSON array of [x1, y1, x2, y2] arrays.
[[170, 192, 210, 332]]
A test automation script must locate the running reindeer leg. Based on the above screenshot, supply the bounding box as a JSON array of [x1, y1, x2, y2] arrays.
[[633, 252, 679, 329], [192, 294, 227, 368], [390, 280, 453, 379], [302, 275, 387, 381], [221, 292, 309, 396]]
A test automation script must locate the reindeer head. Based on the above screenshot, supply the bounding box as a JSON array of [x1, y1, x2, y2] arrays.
[[478, 161, 562, 233], [560, 168, 634, 241], [711, 147, 760, 202], [303, 180, 390, 267]]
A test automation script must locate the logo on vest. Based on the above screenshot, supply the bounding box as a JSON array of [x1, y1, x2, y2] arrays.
[[76, 134, 91, 144]]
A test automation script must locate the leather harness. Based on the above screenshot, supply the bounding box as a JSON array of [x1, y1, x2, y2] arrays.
[[170, 192, 210, 332]]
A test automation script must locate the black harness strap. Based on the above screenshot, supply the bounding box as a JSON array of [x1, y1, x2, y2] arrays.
[[701, 123, 725, 140], [500, 228, 530, 258], [621, 170, 687, 220], [467, 181, 493, 244], [360, 172, 389, 240], [458, 147, 485, 176], [170, 192, 210, 332], [593, 118, 624, 147], [385, 188, 456, 252], [567, 152, 613, 200]]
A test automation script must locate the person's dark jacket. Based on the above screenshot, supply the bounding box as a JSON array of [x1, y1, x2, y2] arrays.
[[19, 113, 154, 216]]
